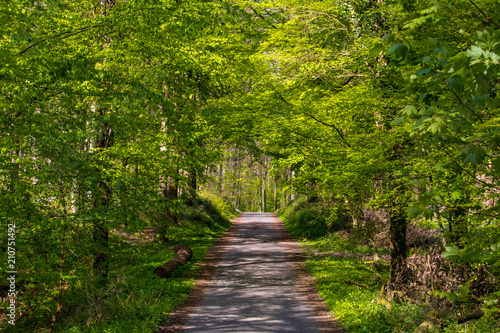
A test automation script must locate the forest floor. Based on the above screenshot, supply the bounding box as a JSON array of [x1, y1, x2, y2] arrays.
[[158, 212, 344, 332]]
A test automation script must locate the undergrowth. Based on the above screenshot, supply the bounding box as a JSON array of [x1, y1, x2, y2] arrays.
[[2, 194, 237, 333], [279, 197, 499, 333]]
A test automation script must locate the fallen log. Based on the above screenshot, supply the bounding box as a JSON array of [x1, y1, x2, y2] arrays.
[[154, 244, 193, 278], [457, 310, 484, 324]]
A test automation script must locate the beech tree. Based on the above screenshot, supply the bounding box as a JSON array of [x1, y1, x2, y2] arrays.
[[1, 0, 498, 330]]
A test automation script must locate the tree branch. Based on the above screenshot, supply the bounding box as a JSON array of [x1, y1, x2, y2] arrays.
[[19, 23, 104, 55], [302, 111, 351, 147], [467, 0, 499, 29], [250, 7, 278, 29], [269, 85, 351, 147]]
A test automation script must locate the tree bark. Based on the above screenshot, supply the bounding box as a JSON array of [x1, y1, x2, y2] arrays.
[[154, 244, 193, 278], [389, 183, 408, 285], [159, 175, 178, 241], [262, 165, 267, 212], [93, 119, 113, 283], [274, 172, 278, 211]]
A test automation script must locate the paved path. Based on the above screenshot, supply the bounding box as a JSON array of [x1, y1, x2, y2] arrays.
[[182, 212, 333, 332]]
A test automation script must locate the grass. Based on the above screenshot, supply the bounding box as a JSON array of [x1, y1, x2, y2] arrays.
[[2, 194, 237, 333], [60, 196, 236, 333], [303, 254, 427, 333], [299, 234, 428, 333], [279, 198, 499, 333], [305, 233, 389, 255], [58, 238, 214, 333]]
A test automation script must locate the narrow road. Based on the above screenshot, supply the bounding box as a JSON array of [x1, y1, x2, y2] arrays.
[[180, 212, 341, 332]]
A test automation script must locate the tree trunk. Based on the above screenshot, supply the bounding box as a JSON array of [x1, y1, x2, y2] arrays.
[[274, 173, 278, 211], [262, 166, 267, 212], [154, 244, 193, 278], [92, 0, 117, 284], [185, 168, 197, 204], [159, 175, 178, 241], [286, 168, 291, 204], [389, 184, 408, 285], [93, 119, 113, 284]]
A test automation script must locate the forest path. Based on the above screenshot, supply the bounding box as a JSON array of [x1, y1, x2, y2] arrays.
[[175, 212, 343, 332]]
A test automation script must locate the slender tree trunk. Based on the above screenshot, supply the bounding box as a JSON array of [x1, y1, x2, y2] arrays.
[[281, 170, 286, 208], [344, 195, 363, 230], [185, 168, 197, 204], [388, 183, 408, 285], [160, 175, 178, 238], [92, 0, 116, 284], [93, 119, 113, 283], [259, 168, 263, 212], [262, 168, 267, 213], [286, 168, 291, 204], [237, 154, 242, 210], [217, 164, 223, 194], [274, 172, 278, 211]]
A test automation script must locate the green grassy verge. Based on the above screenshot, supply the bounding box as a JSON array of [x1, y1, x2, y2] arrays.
[[3, 195, 237, 333], [60, 195, 236, 333], [280, 198, 499, 333], [60, 239, 216, 333], [302, 241, 426, 333]]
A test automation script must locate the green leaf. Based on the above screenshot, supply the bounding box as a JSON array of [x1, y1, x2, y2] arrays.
[[423, 209, 434, 219], [445, 52, 468, 75], [405, 206, 421, 217], [433, 164, 447, 171], [445, 77, 463, 91], [427, 121, 443, 134], [416, 66, 434, 76], [464, 153, 478, 164], [402, 105, 418, 116], [387, 43, 408, 59], [370, 42, 385, 56], [443, 246, 460, 259], [434, 46, 449, 55], [391, 116, 405, 125], [381, 33, 395, 44], [467, 45, 483, 60], [438, 58, 448, 68]]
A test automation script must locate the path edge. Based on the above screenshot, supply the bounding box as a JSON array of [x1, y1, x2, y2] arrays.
[[273, 213, 346, 332], [156, 214, 244, 333], [156, 212, 346, 333]]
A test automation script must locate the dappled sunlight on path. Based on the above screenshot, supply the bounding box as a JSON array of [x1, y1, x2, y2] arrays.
[[182, 212, 340, 332]]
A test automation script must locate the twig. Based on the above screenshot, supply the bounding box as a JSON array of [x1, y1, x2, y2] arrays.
[[467, 0, 499, 29], [302, 111, 351, 147], [19, 24, 103, 55]]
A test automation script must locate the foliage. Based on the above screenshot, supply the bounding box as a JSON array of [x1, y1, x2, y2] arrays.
[[0, 0, 240, 330], [285, 202, 498, 332], [0, 190, 233, 332], [278, 197, 352, 239], [1, 0, 500, 331]]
